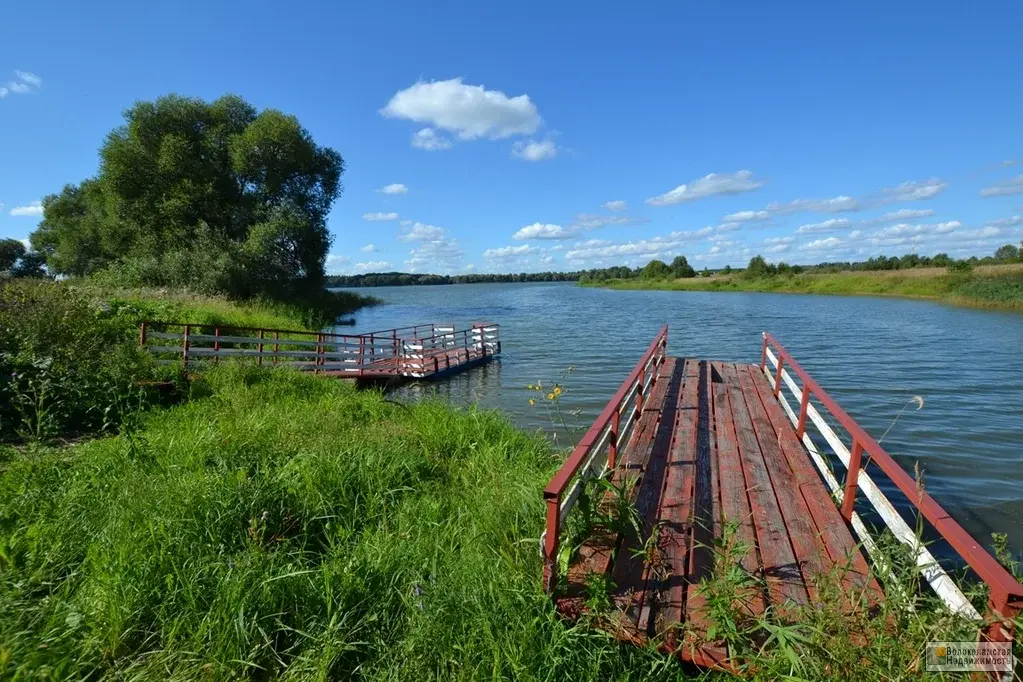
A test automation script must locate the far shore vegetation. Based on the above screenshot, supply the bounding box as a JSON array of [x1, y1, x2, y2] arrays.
[[580, 248, 1023, 311]]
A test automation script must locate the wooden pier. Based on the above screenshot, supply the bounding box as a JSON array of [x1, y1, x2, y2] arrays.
[[140, 321, 500, 381], [542, 326, 1023, 670]]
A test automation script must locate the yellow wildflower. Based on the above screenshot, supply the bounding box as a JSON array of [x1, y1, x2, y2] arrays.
[[528, 398, 535, 406], [547, 392, 555, 400]]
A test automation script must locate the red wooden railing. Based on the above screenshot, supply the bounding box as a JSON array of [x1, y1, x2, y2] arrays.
[[761, 332, 1023, 641], [542, 325, 668, 592]]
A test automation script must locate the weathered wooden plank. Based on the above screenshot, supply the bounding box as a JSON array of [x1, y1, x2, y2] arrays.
[[610, 359, 681, 634], [652, 358, 701, 636], [746, 364, 882, 604], [720, 363, 809, 608], [734, 363, 831, 602]]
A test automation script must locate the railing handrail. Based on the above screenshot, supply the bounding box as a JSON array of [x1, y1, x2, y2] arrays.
[[761, 331, 1023, 606], [544, 325, 667, 500], [144, 321, 499, 346]]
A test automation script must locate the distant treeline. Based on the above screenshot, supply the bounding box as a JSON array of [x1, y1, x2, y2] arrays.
[[579, 243, 1023, 282], [326, 271, 582, 287]]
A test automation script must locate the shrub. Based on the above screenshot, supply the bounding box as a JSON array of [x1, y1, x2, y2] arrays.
[[744, 255, 776, 278], [947, 259, 973, 274], [0, 280, 162, 441]]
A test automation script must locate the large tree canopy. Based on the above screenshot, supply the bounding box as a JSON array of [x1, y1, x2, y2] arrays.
[[31, 94, 344, 298]]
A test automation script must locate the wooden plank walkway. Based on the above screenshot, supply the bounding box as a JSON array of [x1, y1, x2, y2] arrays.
[[554, 357, 882, 667]]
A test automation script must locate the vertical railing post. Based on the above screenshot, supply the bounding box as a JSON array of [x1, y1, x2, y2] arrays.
[[543, 495, 561, 594], [760, 333, 768, 370], [182, 324, 190, 369], [982, 591, 1018, 651], [257, 330, 264, 366], [634, 368, 646, 420], [138, 321, 147, 347], [773, 355, 785, 398], [841, 440, 863, 520], [214, 327, 221, 364], [796, 384, 811, 439], [369, 333, 375, 364], [273, 331, 279, 365], [316, 333, 324, 374], [608, 408, 621, 470]]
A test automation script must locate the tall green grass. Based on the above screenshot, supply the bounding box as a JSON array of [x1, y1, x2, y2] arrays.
[[0, 365, 691, 680]]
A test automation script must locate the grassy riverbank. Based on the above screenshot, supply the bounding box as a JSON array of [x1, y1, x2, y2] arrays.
[[586, 264, 1023, 311]]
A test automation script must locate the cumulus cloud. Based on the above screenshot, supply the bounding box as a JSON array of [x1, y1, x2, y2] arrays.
[[399, 222, 445, 242], [484, 244, 539, 260], [800, 236, 843, 250], [795, 218, 853, 234], [362, 212, 399, 222], [325, 254, 351, 273], [512, 138, 557, 161], [1, 71, 41, 99], [378, 183, 408, 195], [867, 208, 935, 224], [980, 176, 1023, 197], [879, 178, 947, 202], [381, 78, 541, 141], [406, 237, 463, 273], [765, 244, 789, 253], [411, 127, 452, 151], [354, 260, 391, 272], [722, 209, 770, 223], [871, 221, 960, 237], [763, 236, 793, 244], [603, 200, 627, 211], [8, 201, 43, 217], [565, 228, 714, 262], [513, 223, 571, 240], [569, 213, 650, 230], [985, 215, 1022, 228], [360, 243, 378, 253], [768, 195, 859, 214], [646, 170, 764, 206]]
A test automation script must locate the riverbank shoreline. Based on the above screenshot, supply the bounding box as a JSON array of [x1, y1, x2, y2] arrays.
[[581, 264, 1023, 312]]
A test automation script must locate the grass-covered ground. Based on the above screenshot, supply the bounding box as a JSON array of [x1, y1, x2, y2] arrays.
[[587, 264, 1023, 312], [3, 363, 1018, 680]]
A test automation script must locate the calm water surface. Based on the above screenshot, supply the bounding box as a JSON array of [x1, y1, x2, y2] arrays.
[[333, 283, 1023, 554]]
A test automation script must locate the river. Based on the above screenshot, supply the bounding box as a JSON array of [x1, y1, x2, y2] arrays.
[[331, 282, 1023, 555]]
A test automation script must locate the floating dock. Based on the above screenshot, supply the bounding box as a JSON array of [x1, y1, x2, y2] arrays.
[[140, 321, 500, 381], [542, 326, 1022, 670]]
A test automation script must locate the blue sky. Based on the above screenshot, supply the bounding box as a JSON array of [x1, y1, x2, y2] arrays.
[[2, 0, 1022, 274]]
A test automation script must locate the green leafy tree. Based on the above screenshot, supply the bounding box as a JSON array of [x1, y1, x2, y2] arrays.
[[669, 255, 696, 278], [0, 238, 47, 278], [994, 244, 1020, 261], [641, 259, 672, 279], [744, 255, 775, 278], [30, 94, 344, 298]]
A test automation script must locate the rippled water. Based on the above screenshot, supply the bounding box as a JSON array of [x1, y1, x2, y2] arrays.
[[332, 282, 1023, 554]]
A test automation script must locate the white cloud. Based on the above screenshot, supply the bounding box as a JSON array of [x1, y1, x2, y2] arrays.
[[880, 178, 946, 202], [763, 236, 793, 244], [362, 212, 399, 222], [15, 71, 41, 88], [565, 228, 714, 262], [360, 243, 378, 253], [603, 200, 627, 211], [570, 213, 649, 230], [9, 201, 43, 217], [768, 195, 859, 214], [325, 254, 351, 273], [2, 71, 41, 99], [484, 244, 539, 260], [354, 260, 391, 272], [985, 215, 1022, 228], [512, 138, 557, 161], [646, 170, 764, 206], [381, 78, 541, 141], [513, 223, 571, 240], [766, 244, 789, 253], [411, 127, 452, 151], [377, 183, 408, 195], [795, 218, 852, 234], [722, 209, 770, 222], [540, 254, 555, 265], [980, 176, 1023, 197], [405, 237, 463, 273], [399, 222, 445, 242], [800, 236, 843, 250], [867, 208, 935, 224], [849, 230, 862, 240], [872, 221, 960, 237]]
